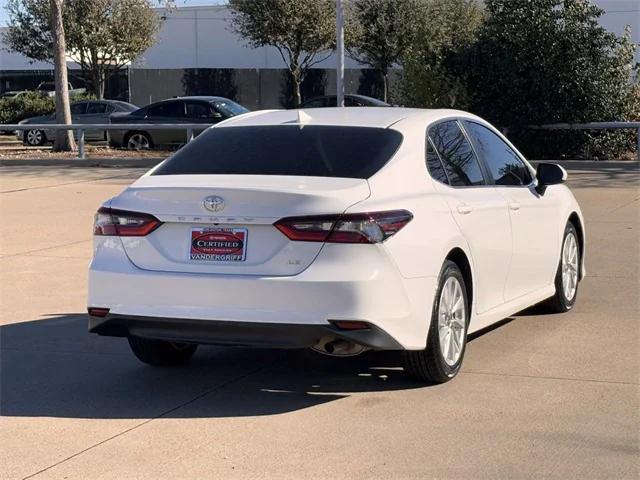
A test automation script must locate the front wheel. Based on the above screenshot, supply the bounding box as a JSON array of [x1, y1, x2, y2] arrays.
[[25, 129, 46, 146], [542, 222, 580, 313], [128, 336, 197, 366], [403, 260, 469, 384]]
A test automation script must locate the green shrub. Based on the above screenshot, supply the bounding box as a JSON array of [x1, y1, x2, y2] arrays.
[[0, 91, 55, 124], [0, 91, 97, 126]]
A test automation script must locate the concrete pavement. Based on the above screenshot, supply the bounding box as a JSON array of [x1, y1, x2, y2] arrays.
[[0, 163, 638, 479]]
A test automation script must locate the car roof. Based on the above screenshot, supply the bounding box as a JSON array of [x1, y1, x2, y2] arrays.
[[155, 96, 233, 103], [218, 107, 481, 129]]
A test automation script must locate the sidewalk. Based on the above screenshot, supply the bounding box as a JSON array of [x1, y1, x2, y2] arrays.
[[0, 157, 165, 167]]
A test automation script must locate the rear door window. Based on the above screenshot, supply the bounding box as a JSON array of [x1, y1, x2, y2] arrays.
[[70, 103, 87, 115], [428, 120, 485, 187], [153, 125, 403, 179], [86, 102, 107, 114], [185, 101, 212, 119], [463, 121, 532, 186], [147, 101, 184, 118], [302, 98, 327, 108]]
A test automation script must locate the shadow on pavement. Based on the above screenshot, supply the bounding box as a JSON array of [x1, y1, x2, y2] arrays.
[[1, 309, 529, 420], [1, 314, 427, 420]]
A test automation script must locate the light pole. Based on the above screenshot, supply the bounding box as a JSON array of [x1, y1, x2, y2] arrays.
[[336, 0, 344, 107]]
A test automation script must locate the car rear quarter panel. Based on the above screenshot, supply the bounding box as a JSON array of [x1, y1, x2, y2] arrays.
[[358, 121, 469, 281]]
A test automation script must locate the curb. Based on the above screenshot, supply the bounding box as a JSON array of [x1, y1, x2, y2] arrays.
[[0, 157, 164, 167]]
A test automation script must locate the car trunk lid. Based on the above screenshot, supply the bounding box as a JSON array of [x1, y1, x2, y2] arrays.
[[111, 174, 370, 275]]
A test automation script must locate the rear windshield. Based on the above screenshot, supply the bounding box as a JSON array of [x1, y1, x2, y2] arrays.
[[152, 125, 403, 179]]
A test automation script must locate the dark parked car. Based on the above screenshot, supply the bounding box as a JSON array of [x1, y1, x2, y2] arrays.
[[108, 96, 250, 149], [17, 100, 138, 146], [300, 94, 390, 108]]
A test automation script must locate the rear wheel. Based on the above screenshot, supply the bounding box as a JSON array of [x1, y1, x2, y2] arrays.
[[542, 222, 580, 313], [128, 336, 197, 366], [124, 131, 153, 150], [403, 260, 469, 384], [25, 129, 46, 146]]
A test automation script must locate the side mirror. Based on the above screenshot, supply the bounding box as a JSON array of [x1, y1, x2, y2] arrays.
[[535, 163, 567, 195]]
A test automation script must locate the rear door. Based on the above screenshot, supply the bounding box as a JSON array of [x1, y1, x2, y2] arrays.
[[428, 120, 512, 314], [145, 100, 187, 145], [462, 121, 560, 299], [184, 100, 217, 137], [81, 101, 110, 139]]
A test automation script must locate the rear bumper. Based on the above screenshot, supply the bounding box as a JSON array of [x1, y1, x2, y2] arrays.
[[89, 313, 403, 350], [88, 238, 438, 349]]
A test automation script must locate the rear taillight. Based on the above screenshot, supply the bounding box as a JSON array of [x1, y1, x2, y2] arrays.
[[94, 207, 162, 237], [274, 210, 412, 244]]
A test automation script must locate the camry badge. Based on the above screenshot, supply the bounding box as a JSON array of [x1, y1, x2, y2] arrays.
[[203, 195, 225, 212]]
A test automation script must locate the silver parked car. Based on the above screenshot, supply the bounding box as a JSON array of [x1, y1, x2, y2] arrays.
[[107, 96, 250, 149], [17, 100, 138, 146]]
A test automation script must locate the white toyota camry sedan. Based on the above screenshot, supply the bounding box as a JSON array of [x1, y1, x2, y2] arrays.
[[88, 107, 585, 383]]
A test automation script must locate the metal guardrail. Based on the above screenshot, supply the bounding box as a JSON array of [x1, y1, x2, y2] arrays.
[[4, 121, 639, 161], [1, 123, 214, 159], [532, 122, 640, 161]]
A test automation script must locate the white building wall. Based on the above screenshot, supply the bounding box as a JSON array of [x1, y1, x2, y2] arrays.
[[1, 2, 638, 72], [133, 5, 361, 69], [0, 28, 55, 70]]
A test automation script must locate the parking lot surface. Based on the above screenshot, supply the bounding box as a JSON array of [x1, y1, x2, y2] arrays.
[[1, 162, 638, 479]]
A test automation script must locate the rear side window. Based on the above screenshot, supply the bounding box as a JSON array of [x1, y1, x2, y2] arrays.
[[426, 137, 449, 184], [463, 121, 532, 186], [153, 125, 403, 179], [185, 101, 212, 119], [147, 101, 184, 118], [86, 102, 107, 114], [302, 98, 326, 108], [428, 121, 485, 187], [70, 103, 87, 115]]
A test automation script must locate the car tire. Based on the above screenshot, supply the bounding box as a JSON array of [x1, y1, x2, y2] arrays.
[[25, 129, 46, 146], [124, 131, 153, 150], [127, 336, 197, 366], [541, 222, 580, 313], [403, 260, 469, 384]]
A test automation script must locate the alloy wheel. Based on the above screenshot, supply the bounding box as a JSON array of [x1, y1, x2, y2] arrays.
[[561, 232, 579, 301], [127, 133, 150, 150], [26, 130, 43, 146], [438, 276, 466, 366]]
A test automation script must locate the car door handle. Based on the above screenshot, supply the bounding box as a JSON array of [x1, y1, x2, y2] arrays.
[[509, 201, 521, 211], [456, 204, 473, 215]]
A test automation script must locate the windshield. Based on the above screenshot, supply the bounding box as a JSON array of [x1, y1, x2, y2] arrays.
[[212, 100, 249, 117], [153, 125, 403, 179]]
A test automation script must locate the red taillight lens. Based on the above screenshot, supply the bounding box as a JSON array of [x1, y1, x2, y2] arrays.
[[274, 210, 412, 244], [94, 207, 162, 237], [88, 307, 110, 317]]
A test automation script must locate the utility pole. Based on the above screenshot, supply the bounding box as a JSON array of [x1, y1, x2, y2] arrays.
[[336, 0, 344, 107]]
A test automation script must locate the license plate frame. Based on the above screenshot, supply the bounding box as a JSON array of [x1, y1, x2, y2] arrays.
[[189, 227, 248, 262]]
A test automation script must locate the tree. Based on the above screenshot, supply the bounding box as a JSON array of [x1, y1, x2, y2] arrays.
[[229, 0, 335, 107], [4, 0, 160, 99], [50, 0, 76, 151], [346, 0, 422, 103], [469, 0, 637, 126], [466, 0, 637, 158], [401, 0, 483, 109]]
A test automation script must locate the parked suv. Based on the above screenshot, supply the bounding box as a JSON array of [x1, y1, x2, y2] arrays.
[[108, 96, 250, 149]]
